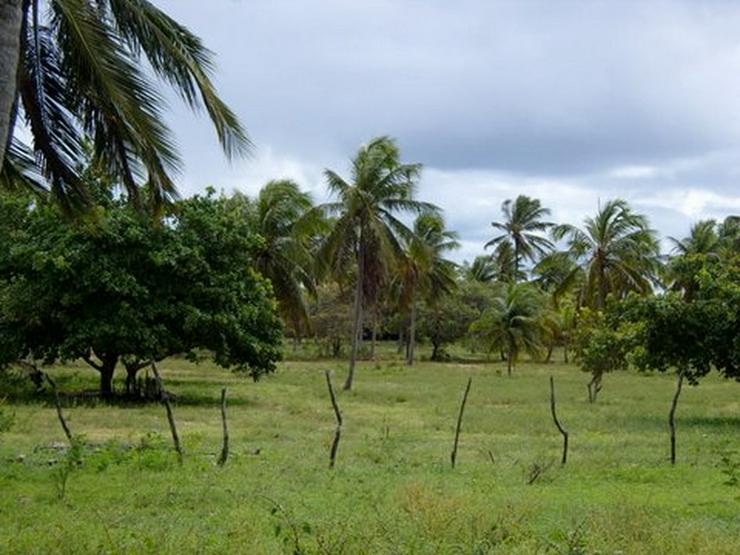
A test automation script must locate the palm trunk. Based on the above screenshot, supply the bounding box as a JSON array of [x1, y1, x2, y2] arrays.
[[507, 349, 513, 377], [406, 298, 417, 366], [344, 241, 364, 391], [0, 0, 25, 168], [370, 307, 377, 360]]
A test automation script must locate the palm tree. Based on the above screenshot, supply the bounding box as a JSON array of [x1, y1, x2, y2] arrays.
[[469, 282, 547, 376], [465, 255, 496, 283], [1, 0, 247, 209], [319, 136, 432, 390], [250, 180, 324, 342], [552, 199, 660, 309], [668, 220, 720, 257], [484, 195, 554, 281], [395, 212, 459, 365]]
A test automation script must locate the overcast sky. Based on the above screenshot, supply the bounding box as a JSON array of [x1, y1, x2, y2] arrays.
[[157, 0, 740, 261]]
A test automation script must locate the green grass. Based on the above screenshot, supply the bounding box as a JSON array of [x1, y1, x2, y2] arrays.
[[1, 343, 739, 553]]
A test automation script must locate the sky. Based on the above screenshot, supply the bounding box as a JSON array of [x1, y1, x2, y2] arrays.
[[156, 0, 740, 262]]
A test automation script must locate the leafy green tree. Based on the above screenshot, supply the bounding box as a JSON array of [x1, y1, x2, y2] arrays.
[[616, 258, 739, 462], [1, 0, 247, 208], [249, 179, 325, 340], [667, 218, 739, 300], [319, 136, 432, 390], [484, 195, 554, 281], [469, 282, 548, 375], [0, 191, 282, 396], [307, 283, 353, 358], [394, 212, 459, 365], [553, 199, 660, 309], [416, 290, 478, 361], [572, 307, 637, 402]]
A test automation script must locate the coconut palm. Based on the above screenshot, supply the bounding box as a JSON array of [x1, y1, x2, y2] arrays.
[[484, 195, 554, 281], [0, 0, 247, 209], [552, 199, 660, 309], [250, 180, 324, 341], [319, 136, 433, 390], [469, 282, 548, 376], [668, 220, 720, 257], [395, 212, 459, 365]]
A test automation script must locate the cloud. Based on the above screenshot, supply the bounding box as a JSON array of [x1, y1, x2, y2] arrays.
[[153, 0, 740, 261]]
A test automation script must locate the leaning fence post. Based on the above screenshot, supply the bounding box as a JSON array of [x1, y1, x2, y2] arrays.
[[44, 373, 73, 445], [550, 376, 569, 465], [217, 388, 229, 466], [324, 370, 342, 468], [451, 377, 473, 468], [150, 361, 183, 463]]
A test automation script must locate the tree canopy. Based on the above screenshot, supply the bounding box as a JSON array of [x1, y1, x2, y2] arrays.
[[0, 189, 282, 396]]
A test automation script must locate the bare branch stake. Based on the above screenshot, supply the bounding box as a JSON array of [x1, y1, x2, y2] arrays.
[[150, 361, 183, 464], [44, 373, 72, 444], [669, 372, 684, 465], [550, 376, 569, 465], [451, 377, 473, 468], [217, 387, 229, 466], [325, 370, 342, 468]]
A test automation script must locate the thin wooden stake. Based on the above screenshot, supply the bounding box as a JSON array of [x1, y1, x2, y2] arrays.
[[44, 373, 72, 444], [325, 370, 342, 468], [451, 377, 473, 468], [550, 376, 568, 465], [669, 372, 684, 465], [150, 361, 183, 463], [217, 388, 229, 466]]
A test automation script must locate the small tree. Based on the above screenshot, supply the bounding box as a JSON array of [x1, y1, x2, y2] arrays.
[[620, 257, 739, 462], [469, 283, 547, 375], [573, 308, 636, 402], [416, 293, 478, 361], [0, 191, 283, 396], [308, 283, 353, 358]]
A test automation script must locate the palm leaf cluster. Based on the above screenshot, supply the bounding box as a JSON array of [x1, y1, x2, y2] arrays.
[[2, 0, 247, 209]]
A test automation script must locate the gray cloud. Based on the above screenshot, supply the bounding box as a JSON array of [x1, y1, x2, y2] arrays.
[[154, 0, 740, 259]]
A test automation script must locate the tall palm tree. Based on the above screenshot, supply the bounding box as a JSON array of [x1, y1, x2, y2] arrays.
[[553, 199, 660, 309], [1, 0, 248, 208], [469, 282, 547, 376], [250, 180, 324, 340], [484, 195, 554, 281], [395, 212, 459, 365], [319, 136, 432, 390]]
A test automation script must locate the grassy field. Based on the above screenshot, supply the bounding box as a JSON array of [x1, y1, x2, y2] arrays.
[[1, 343, 739, 554]]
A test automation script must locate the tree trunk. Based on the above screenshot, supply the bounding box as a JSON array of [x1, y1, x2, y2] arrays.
[[564, 347, 569, 364], [370, 307, 377, 360], [669, 372, 684, 465], [100, 363, 116, 398], [406, 297, 416, 366], [545, 342, 554, 363], [431, 340, 440, 361], [0, 0, 25, 168], [507, 348, 513, 377], [344, 241, 364, 391]]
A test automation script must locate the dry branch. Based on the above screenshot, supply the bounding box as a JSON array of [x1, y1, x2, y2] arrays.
[[325, 370, 342, 468], [150, 361, 183, 463], [217, 388, 229, 466], [550, 376, 569, 465], [450, 376, 473, 468]]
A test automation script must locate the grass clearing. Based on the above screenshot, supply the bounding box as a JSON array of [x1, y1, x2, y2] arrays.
[[1, 344, 739, 553]]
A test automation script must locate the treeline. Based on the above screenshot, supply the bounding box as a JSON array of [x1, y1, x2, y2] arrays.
[[0, 136, 738, 398]]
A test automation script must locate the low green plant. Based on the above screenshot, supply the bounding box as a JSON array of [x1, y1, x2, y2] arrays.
[[52, 437, 84, 500]]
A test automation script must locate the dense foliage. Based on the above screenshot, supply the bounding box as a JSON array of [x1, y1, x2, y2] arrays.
[[0, 190, 282, 395]]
